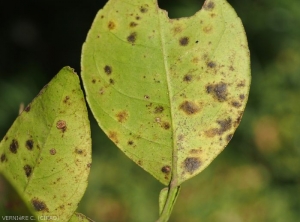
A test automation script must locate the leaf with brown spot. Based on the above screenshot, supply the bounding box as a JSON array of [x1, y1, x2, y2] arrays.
[[82, 0, 250, 188], [0, 67, 91, 221]]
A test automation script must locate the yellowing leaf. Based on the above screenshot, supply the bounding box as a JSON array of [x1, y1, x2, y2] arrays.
[[81, 0, 250, 186], [0, 67, 91, 221]]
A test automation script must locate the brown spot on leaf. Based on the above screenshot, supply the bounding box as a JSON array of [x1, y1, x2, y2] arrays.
[[203, 1, 215, 10], [154, 106, 164, 113], [26, 140, 34, 151], [109, 78, 115, 84], [116, 111, 128, 123], [24, 165, 32, 177], [87, 163, 92, 168], [9, 139, 19, 154], [237, 81, 245, 87], [108, 21, 116, 30], [240, 94, 245, 100], [173, 26, 182, 34], [130, 22, 138, 27], [162, 122, 170, 130], [189, 149, 202, 154], [138, 160, 142, 166], [92, 79, 96, 84], [136, 16, 141, 20], [32, 198, 48, 212], [217, 118, 232, 134], [144, 95, 150, 99], [75, 148, 83, 154], [104, 65, 112, 75], [56, 120, 67, 132], [232, 101, 242, 108], [161, 165, 171, 174], [205, 128, 218, 137], [179, 37, 189, 46], [50, 149, 56, 155], [108, 131, 119, 144], [179, 101, 200, 115], [183, 74, 193, 82], [226, 134, 233, 142], [24, 105, 31, 112], [140, 5, 148, 13], [127, 32, 137, 44], [1, 154, 7, 162], [203, 25, 213, 33], [63, 96, 70, 104], [206, 82, 228, 102], [128, 140, 134, 146], [207, 61, 216, 68], [234, 112, 244, 127], [184, 157, 201, 173]]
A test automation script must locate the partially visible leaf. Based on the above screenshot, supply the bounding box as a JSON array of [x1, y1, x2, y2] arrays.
[[69, 212, 95, 222], [81, 0, 250, 186], [0, 67, 91, 221]]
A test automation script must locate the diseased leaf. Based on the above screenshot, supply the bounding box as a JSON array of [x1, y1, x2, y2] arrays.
[[0, 67, 91, 221], [69, 212, 95, 222], [81, 0, 250, 186]]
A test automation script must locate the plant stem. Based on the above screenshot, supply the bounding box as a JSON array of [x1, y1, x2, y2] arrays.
[[156, 181, 180, 222]]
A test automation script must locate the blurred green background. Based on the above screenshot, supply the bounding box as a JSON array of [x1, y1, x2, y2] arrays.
[[1, 0, 300, 221]]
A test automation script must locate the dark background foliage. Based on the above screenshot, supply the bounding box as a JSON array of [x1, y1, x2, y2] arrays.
[[1, 0, 300, 221]]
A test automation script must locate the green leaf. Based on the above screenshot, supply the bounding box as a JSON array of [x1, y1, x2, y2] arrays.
[[69, 212, 95, 222], [0, 67, 91, 221], [81, 0, 250, 186]]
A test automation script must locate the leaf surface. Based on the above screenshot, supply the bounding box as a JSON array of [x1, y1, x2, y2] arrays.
[[81, 0, 250, 185], [0, 67, 91, 220]]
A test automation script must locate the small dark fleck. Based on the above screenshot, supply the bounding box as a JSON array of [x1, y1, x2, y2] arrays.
[[50, 149, 56, 155], [203, 1, 215, 10], [144, 95, 150, 99], [195, 40, 199, 43], [75, 148, 83, 154], [32, 198, 48, 212], [24, 165, 32, 177], [183, 74, 193, 82], [161, 165, 171, 174], [179, 37, 189, 46], [162, 122, 170, 130], [179, 101, 200, 115], [138, 160, 142, 166], [136, 16, 141, 20], [87, 163, 92, 168], [24, 105, 31, 112], [127, 32, 137, 43], [154, 106, 164, 113], [1, 154, 7, 162], [108, 21, 116, 30], [92, 79, 96, 84], [140, 5, 148, 13], [231, 101, 242, 108], [217, 118, 232, 134], [184, 157, 201, 173], [128, 140, 134, 145], [239, 94, 245, 100], [26, 140, 34, 151], [63, 96, 70, 104], [226, 134, 233, 142], [9, 139, 19, 154], [207, 61, 216, 68], [130, 22, 138, 27], [109, 78, 115, 84], [104, 65, 112, 75]]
